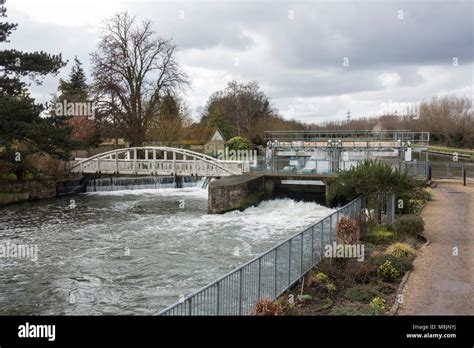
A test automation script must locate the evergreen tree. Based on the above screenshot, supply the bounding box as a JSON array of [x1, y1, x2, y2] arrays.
[[58, 57, 88, 101], [0, 1, 72, 178]]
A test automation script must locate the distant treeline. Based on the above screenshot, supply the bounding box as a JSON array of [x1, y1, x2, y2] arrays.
[[310, 96, 474, 148]]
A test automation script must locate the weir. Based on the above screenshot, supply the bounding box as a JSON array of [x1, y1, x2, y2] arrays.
[[85, 176, 208, 192]]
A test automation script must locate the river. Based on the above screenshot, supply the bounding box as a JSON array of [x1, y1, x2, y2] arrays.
[[0, 183, 334, 315]]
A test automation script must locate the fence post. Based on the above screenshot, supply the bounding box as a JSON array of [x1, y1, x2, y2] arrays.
[[274, 248, 278, 298], [329, 215, 333, 243], [300, 234, 304, 275], [311, 226, 314, 266], [391, 195, 396, 224], [238, 268, 243, 315], [320, 221, 324, 259], [463, 165, 467, 186], [216, 282, 220, 315], [288, 239, 292, 287], [188, 298, 192, 316], [257, 258, 262, 299]]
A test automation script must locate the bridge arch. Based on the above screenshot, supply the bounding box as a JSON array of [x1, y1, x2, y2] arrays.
[[69, 147, 250, 177]]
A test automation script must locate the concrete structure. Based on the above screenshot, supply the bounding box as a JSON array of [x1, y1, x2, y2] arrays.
[[265, 130, 430, 174], [208, 173, 334, 213], [0, 179, 57, 207]]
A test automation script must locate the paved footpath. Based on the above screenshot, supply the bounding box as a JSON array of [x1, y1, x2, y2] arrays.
[[398, 181, 474, 315]]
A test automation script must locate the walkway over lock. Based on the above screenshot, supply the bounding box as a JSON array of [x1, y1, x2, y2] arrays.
[[69, 147, 251, 177]]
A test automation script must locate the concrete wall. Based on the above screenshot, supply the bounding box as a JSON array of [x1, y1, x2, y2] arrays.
[[0, 179, 57, 207], [208, 175, 272, 214], [208, 174, 332, 214]]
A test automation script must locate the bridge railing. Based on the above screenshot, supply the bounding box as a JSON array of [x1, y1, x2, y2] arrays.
[[73, 158, 249, 176], [69, 147, 251, 176], [158, 196, 363, 316], [267, 158, 430, 179]]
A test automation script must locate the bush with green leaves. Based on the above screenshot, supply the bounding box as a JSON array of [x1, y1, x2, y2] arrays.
[[394, 215, 425, 238], [377, 260, 400, 281], [363, 226, 395, 244], [396, 184, 431, 214], [227, 136, 252, 151], [369, 296, 386, 314], [385, 243, 416, 258], [329, 303, 374, 316], [0, 173, 17, 180], [370, 254, 413, 275], [327, 160, 415, 222], [344, 285, 380, 304]]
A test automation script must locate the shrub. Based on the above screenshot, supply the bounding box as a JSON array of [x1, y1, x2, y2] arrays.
[[252, 298, 283, 316], [227, 136, 252, 151], [377, 260, 400, 281], [369, 296, 386, 314], [0, 173, 17, 180], [364, 226, 395, 244], [344, 285, 380, 304], [329, 303, 374, 316], [336, 217, 360, 244], [385, 243, 416, 258], [394, 215, 424, 237], [370, 254, 413, 274], [316, 272, 328, 282], [345, 260, 376, 284], [327, 160, 414, 213], [326, 282, 337, 294], [307, 271, 328, 287]]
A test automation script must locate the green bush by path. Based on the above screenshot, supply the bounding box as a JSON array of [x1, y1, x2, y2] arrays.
[[394, 215, 425, 238], [385, 243, 416, 259], [327, 160, 414, 213], [344, 285, 381, 304], [377, 260, 400, 281], [370, 254, 413, 275], [329, 303, 377, 316], [363, 226, 395, 244]]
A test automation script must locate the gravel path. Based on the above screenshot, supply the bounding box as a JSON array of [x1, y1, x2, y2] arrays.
[[398, 181, 474, 315]]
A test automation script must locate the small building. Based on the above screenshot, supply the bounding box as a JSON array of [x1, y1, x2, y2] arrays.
[[204, 128, 226, 155], [146, 127, 227, 156]]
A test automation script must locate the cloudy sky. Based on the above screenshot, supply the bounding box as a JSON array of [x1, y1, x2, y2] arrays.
[[4, 0, 474, 123]]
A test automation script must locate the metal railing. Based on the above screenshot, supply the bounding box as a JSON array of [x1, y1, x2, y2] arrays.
[[429, 161, 473, 181], [265, 130, 430, 147], [158, 196, 363, 316], [265, 158, 430, 179]]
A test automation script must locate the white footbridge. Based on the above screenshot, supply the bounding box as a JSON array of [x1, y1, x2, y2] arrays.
[[70, 147, 250, 176]]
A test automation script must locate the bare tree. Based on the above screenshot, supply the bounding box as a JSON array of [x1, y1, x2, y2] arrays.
[[91, 12, 189, 146]]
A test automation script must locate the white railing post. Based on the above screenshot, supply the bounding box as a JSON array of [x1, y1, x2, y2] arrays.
[[133, 148, 137, 172], [173, 152, 176, 174]]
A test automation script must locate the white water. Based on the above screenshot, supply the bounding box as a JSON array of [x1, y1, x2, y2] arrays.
[[0, 184, 334, 315]]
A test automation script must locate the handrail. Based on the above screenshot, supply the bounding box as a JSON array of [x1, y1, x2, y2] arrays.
[[157, 196, 363, 316], [70, 146, 243, 175]]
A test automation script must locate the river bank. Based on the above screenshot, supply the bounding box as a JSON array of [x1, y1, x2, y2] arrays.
[[0, 179, 57, 207]]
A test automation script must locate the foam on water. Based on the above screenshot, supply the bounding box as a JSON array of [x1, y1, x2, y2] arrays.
[[0, 181, 335, 315]]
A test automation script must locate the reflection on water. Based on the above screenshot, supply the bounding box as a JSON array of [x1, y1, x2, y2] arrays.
[[0, 187, 334, 315]]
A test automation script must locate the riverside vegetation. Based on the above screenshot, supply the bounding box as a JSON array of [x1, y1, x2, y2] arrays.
[[252, 161, 431, 316]]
